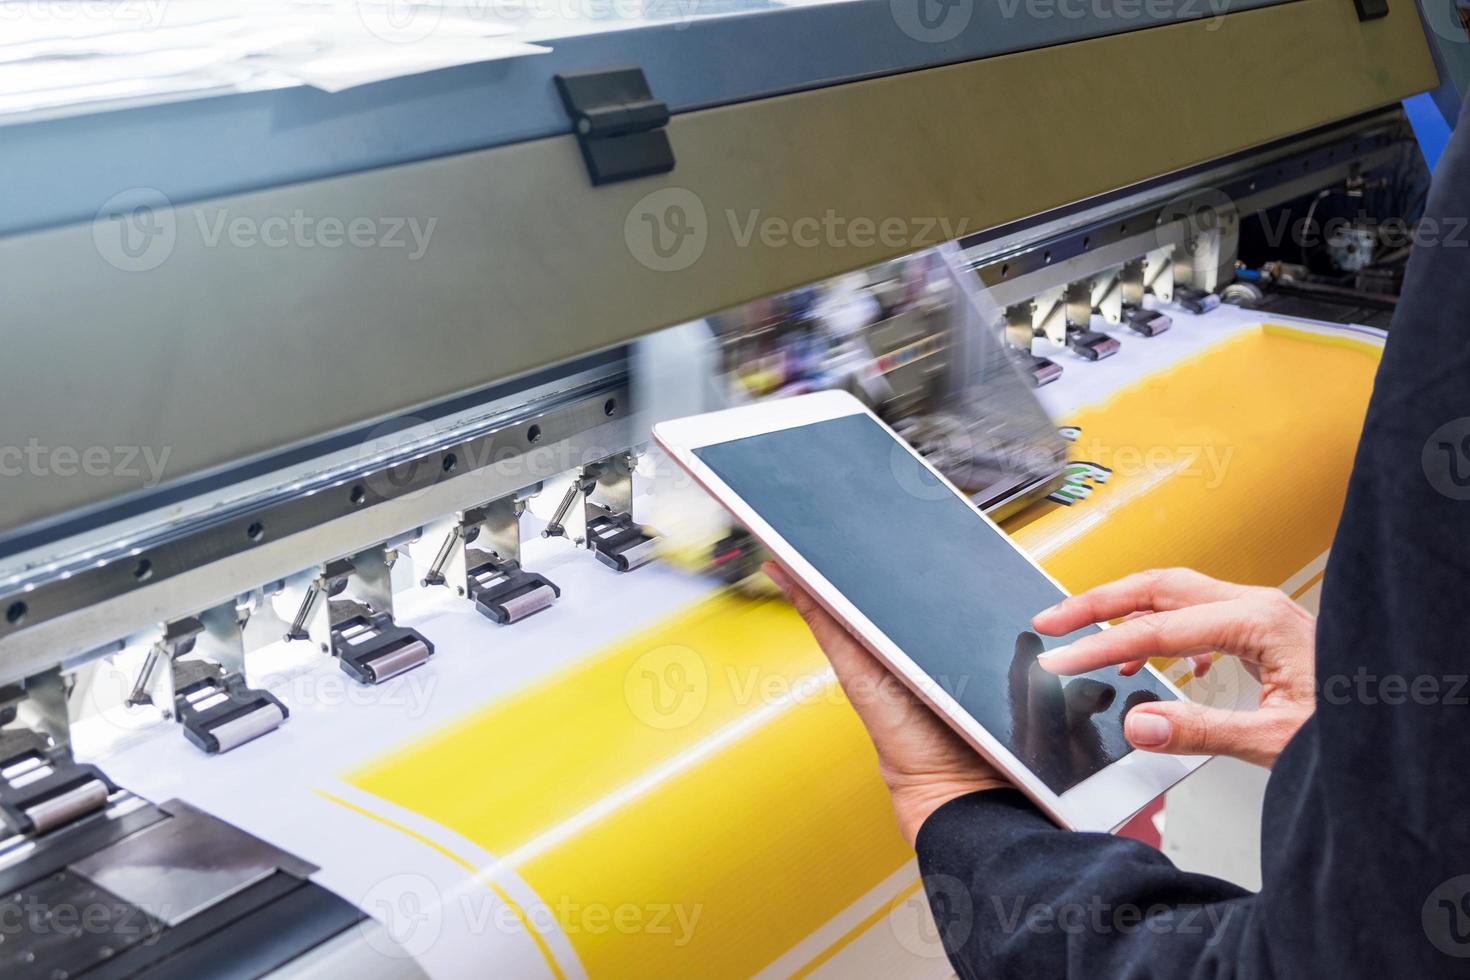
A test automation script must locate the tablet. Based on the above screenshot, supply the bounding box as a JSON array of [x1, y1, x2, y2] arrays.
[[654, 390, 1207, 832]]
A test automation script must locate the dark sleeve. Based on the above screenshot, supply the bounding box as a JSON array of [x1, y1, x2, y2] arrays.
[[916, 790, 1258, 979], [917, 96, 1470, 979]]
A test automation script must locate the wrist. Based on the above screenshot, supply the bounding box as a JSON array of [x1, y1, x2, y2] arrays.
[[892, 778, 1010, 846]]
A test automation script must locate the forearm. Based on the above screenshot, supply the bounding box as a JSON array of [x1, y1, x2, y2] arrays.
[[916, 790, 1261, 980]]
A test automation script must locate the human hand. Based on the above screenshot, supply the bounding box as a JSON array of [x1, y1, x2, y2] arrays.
[[1032, 568, 1316, 768], [764, 562, 1010, 845]]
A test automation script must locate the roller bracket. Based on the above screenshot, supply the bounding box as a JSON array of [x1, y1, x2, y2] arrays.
[[1174, 286, 1221, 315], [0, 670, 117, 837], [172, 660, 287, 756], [1067, 330, 1121, 361], [131, 605, 285, 754], [424, 487, 562, 625], [1122, 306, 1172, 337], [288, 548, 433, 685], [582, 454, 659, 573]]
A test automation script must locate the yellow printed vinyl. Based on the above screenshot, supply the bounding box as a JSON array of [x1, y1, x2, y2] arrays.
[[349, 593, 913, 977], [342, 321, 1382, 977], [1007, 324, 1381, 593]]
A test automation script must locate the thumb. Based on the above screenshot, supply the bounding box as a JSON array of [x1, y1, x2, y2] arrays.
[[1124, 702, 1292, 767]]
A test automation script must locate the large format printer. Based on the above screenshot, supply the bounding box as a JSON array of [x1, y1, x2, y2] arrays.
[[0, 1, 1453, 976]]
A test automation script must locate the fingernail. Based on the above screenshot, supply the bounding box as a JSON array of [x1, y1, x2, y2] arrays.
[[1128, 713, 1171, 747], [763, 563, 792, 592], [1036, 644, 1069, 671]]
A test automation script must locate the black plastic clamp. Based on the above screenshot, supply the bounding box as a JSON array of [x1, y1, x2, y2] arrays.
[[1067, 330, 1121, 361], [555, 66, 675, 186], [0, 729, 117, 837], [330, 605, 434, 685], [1352, 0, 1387, 21], [1122, 306, 1173, 337], [466, 556, 561, 625], [1022, 352, 1063, 387], [173, 661, 288, 755], [1175, 287, 1221, 315], [586, 509, 659, 572]]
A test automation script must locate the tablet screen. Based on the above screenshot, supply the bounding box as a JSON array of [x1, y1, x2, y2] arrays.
[[694, 412, 1176, 794]]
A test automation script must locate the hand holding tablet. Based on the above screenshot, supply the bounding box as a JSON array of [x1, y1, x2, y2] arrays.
[[655, 390, 1208, 832], [763, 559, 1011, 845]]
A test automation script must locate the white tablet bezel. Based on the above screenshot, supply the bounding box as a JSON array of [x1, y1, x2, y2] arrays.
[[654, 389, 1207, 833]]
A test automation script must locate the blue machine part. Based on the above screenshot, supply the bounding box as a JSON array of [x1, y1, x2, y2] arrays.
[[1405, 91, 1453, 172]]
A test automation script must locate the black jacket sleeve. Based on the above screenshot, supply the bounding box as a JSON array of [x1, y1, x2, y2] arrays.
[[916, 99, 1470, 979]]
